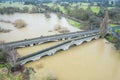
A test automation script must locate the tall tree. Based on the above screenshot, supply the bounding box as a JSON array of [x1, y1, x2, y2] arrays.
[[0, 41, 8, 63], [0, 41, 20, 67], [7, 49, 20, 67], [100, 11, 109, 37]]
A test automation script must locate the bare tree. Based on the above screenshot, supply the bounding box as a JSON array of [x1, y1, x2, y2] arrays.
[[100, 11, 109, 37], [14, 19, 26, 28], [0, 41, 20, 67], [22, 67, 36, 80], [7, 49, 20, 67], [0, 41, 8, 63]]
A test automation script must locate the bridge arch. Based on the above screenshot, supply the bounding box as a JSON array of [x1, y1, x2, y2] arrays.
[[69, 43, 77, 48], [82, 41, 87, 44], [17, 35, 101, 65], [62, 46, 70, 50], [91, 38, 95, 41], [24, 60, 33, 64], [53, 49, 64, 54]]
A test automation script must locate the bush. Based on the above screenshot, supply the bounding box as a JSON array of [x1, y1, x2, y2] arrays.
[[54, 25, 70, 33], [105, 34, 120, 50], [114, 41, 120, 50], [14, 19, 26, 28], [0, 27, 11, 33]]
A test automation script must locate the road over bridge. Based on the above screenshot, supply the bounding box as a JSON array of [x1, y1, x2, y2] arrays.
[[0, 30, 100, 49]]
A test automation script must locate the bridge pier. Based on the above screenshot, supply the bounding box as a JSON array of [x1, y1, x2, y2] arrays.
[[64, 38, 68, 40], [33, 43, 38, 46]]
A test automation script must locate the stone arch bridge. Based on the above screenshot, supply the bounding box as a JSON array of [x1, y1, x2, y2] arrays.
[[17, 33, 101, 65]]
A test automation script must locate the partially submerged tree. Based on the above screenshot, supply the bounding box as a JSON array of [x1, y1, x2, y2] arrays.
[[54, 25, 70, 33], [0, 41, 8, 63], [0, 27, 11, 33], [0, 41, 20, 69], [22, 67, 36, 80], [7, 49, 20, 67], [14, 19, 26, 28], [89, 15, 101, 29], [44, 11, 51, 18]]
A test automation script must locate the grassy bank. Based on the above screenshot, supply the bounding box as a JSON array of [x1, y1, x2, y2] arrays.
[[105, 34, 120, 50], [105, 34, 118, 42], [67, 19, 81, 28], [110, 23, 119, 27]]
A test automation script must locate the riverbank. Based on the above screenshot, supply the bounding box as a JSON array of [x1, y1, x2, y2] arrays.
[[106, 25, 120, 50], [67, 19, 81, 28], [105, 34, 120, 50]]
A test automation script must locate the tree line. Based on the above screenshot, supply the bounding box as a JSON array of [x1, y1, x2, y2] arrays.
[[0, 6, 44, 14]]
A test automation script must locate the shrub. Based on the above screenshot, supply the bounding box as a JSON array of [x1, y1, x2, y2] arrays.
[[14, 19, 26, 28], [54, 25, 70, 33]]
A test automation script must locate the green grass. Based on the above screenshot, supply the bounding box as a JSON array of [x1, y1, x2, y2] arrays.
[[110, 23, 119, 27], [80, 5, 100, 14], [0, 64, 4, 68], [108, 7, 115, 10], [79, 5, 88, 9], [44, 3, 100, 14], [105, 34, 118, 43], [58, 5, 67, 13], [71, 3, 100, 13], [44, 3, 54, 7], [0, 2, 34, 9], [72, 4, 100, 14], [67, 19, 81, 28], [81, 3, 90, 6], [91, 6, 100, 14], [0, 72, 23, 80]]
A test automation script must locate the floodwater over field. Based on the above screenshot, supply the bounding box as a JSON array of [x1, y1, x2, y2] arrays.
[[0, 13, 79, 42], [0, 13, 120, 80], [18, 39, 120, 80]]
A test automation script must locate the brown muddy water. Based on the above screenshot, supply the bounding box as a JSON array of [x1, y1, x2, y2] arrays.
[[0, 13, 120, 80], [18, 39, 120, 80], [0, 13, 79, 42]]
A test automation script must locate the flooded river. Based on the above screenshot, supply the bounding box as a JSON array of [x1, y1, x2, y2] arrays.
[[17, 39, 120, 80], [0, 13, 79, 42], [0, 13, 120, 80]]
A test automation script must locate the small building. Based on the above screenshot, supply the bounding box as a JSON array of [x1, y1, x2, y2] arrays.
[[108, 0, 119, 5], [109, 0, 115, 5]]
